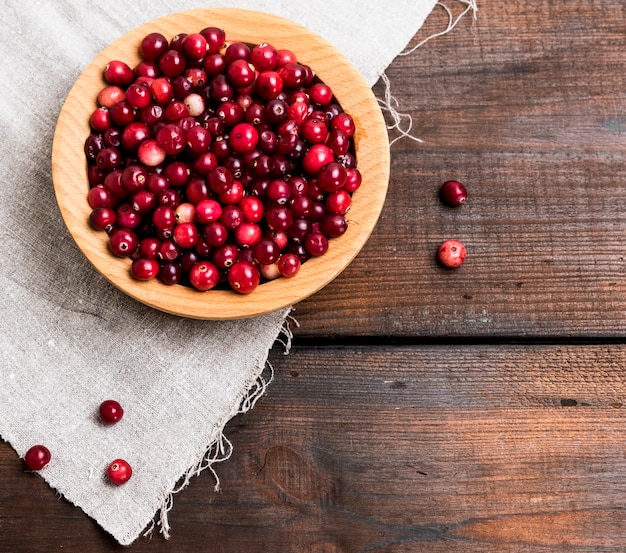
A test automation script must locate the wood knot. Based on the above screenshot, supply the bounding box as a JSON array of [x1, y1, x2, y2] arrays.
[[264, 444, 329, 502]]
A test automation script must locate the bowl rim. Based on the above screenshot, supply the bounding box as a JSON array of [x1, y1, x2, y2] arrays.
[[51, 7, 390, 320]]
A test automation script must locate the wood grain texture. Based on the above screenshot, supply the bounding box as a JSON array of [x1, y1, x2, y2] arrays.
[[51, 8, 389, 320], [3, 344, 626, 551], [293, 1, 626, 338]]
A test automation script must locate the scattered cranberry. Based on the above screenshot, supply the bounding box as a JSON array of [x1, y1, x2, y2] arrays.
[[24, 445, 51, 471], [106, 459, 132, 485], [440, 180, 468, 207], [84, 27, 362, 294], [99, 399, 124, 424], [438, 239, 467, 268]]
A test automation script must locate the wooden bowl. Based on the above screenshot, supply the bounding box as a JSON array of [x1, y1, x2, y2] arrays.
[[51, 8, 390, 320]]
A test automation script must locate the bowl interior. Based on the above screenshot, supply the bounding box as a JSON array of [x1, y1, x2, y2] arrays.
[[51, 8, 390, 320]]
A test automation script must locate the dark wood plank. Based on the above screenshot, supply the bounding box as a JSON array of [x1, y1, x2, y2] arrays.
[[2, 344, 626, 551], [294, 1, 626, 338]]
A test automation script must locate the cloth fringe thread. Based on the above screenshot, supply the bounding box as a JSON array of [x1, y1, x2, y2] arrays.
[[144, 313, 297, 540], [377, 0, 478, 147]]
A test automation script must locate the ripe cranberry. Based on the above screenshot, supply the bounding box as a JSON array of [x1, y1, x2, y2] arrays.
[[150, 77, 174, 105], [137, 139, 166, 167], [226, 59, 255, 88], [301, 117, 328, 144], [159, 49, 187, 77], [195, 199, 222, 224], [302, 144, 334, 175], [173, 222, 200, 249], [331, 112, 356, 137], [229, 122, 259, 153], [255, 71, 283, 100], [121, 122, 150, 152], [89, 107, 111, 131], [319, 214, 348, 238], [109, 101, 135, 127], [203, 221, 228, 247], [189, 260, 220, 291], [126, 82, 151, 109], [24, 445, 51, 471], [90, 206, 116, 231], [276, 49, 297, 67], [234, 222, 262, 247], [317, 161, 347, 192], [253, 238, 281, 265], [182, 33, 208, 59], [202, 52, 226, 77], [140, 32, 169, 61], [227, 261, 260, 294], [224, 42, 251, 63], [98, 85, 125, 108], [159, 262, 183, 285], [440, 180, 468, 207], [239, 195, 264, 223], [305, 231, 329, 256], [99, 399, 124, 424], [107, 459, 132, 485], [109, 228, 138, 257], [104, 60, 134, 86], [438, 239, 467, 268], [277, 253, 301, 277], [250, 42, 279, 71], [309, 82, 333, 106], [88, 185, 114, 209], [200, 27, 226, 53], [115, 203, 142, 228]]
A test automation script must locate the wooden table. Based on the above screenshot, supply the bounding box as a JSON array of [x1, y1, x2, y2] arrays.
[[3, 1, 626, 550]]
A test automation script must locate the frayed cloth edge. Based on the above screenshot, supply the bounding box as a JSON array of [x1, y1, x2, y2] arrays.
[[376, 0, 478, 147], [143, 309, 297, 541]]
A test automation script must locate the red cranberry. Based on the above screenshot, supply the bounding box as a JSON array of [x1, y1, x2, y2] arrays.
[[227, 261, 260, 294], [24, 445, 51, 471], [305, 231, 329, 256], [99, 399, 124, 424], [189, 260, 220, 291], [159, 49, 187, 77], [438, 239, 467, 268], [98, 85, 125, 108], [302, 144, 334, 175], [182, 33, 208, 59], [173, 222, 200, 249], [159, 262, 183, 285], [107, 459, 132, 485], [200, 27, 226, 53], [277, 253, 301, 277], [90, 206, 116, 231], [104, 60, 134, 86], [253, 238, 281, 265], [309, 82, 333, 106], [229, 122, 259, 153], [250, 42, 279, 71], [109, 228, 138, 257], [255, 71, 283, 100], [440, 180, 468, 207], [320, 214, 348, 238], [140, 32, 169, 60], [224, 42, 251, 63], [195, 199, 222, 224]]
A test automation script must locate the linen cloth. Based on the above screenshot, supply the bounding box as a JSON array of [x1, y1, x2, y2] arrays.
[[0, 0, 474, 545]]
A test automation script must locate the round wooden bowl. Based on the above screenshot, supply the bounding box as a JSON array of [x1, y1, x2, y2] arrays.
[[51, 8, 390, 320]]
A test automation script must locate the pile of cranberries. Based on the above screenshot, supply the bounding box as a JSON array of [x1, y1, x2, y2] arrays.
[[84, 27, 361, 294]]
